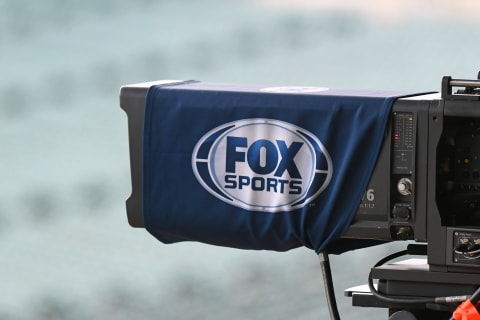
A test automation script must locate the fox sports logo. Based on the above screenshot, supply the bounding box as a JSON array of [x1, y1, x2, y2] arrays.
[[192, 119, 332, 212]]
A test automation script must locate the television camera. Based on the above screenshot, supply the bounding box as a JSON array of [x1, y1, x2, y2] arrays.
[[120, 73, 480, 320]]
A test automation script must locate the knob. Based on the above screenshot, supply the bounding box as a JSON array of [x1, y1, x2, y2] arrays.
[[397, 178, 413, 196]]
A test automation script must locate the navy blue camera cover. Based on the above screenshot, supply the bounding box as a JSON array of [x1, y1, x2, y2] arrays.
[[142, 81, 418, 253]]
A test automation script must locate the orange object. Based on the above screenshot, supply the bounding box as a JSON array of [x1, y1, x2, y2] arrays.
[[452, 300, 480, 320]]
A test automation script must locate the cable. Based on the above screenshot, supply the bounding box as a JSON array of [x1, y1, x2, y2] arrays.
[[367, 249, 470, 307], [450, 286, 480, 320], [469, 286, 480, 305], [319, 251, 341, 320], [319, 245, 475, 319], [367, 249, 436, 306]]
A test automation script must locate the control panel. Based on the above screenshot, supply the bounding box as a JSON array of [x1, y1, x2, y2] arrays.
[[390, 112, 416, 240], [392, 112, 415, 174]]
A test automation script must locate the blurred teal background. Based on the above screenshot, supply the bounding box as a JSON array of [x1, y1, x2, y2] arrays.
[[1, 1, 480, 319]]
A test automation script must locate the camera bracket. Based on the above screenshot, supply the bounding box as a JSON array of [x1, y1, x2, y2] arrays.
[[442, 72, 480, 100]]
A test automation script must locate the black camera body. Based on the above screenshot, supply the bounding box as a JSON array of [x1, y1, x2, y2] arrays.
[[345, 76, 480, 275]]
